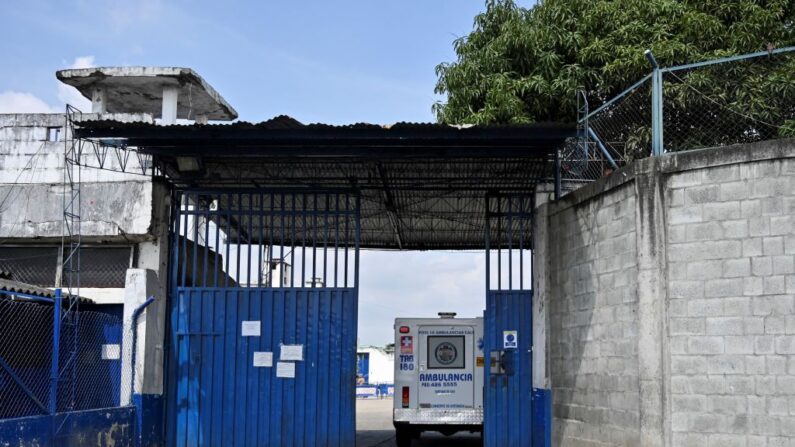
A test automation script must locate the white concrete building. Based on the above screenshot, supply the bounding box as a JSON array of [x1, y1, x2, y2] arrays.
[[0, 67, 236, 304], [357, 345, 395, 384], [0, 67, 237, 412]]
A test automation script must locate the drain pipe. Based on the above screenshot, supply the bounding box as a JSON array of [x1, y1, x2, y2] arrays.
[[130, 297, 155, 398]]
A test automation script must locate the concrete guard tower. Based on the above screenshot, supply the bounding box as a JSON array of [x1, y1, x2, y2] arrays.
[[50, 66, 237, 447], [56, 66, 238, 124]]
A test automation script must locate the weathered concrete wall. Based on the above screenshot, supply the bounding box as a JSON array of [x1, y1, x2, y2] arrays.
[[0, 113, 153, 242], [537, 139, 795, 446], [545, 182, 641, 446], [665, 148, 795, 446]]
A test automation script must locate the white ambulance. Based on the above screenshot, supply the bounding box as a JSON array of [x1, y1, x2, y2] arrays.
[[392, 312, 484, 446]]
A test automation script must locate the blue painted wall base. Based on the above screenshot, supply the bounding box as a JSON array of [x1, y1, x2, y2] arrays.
[[532, 388, 552, 447], [0, 406, 135, 447], [132, 393, 163, 447]]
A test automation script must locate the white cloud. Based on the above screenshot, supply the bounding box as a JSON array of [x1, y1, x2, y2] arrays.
[[358, 251, 486, 346], [69, 56, 96, 70], [57, 56, 95, 112], [0, 91, 59, 114], [0, 56, 97, 114]]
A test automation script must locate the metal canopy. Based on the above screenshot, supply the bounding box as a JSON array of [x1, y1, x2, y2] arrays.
[[75, 117, 575, 250]]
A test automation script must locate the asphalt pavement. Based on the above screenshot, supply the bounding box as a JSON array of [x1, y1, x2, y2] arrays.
[[356, 398, 482, 447]]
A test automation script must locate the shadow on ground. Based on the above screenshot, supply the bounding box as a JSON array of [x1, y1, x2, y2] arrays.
[[357, 430, 482, 447], [357, 398, 482, 447]]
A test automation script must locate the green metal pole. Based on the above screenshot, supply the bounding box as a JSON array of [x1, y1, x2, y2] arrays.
[[652, 68, 664, 156], [645, 49, 663, 156]]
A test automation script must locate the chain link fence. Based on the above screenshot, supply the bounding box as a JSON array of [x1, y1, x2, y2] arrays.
[[0, 299, 54, 418], [586, 76, 653, 165], [0, 246, 131, 288], [561, 77, 652, 192], [565, 47, 795, 194], [0, 297, 134, 419], [663, 51, 795, 152]]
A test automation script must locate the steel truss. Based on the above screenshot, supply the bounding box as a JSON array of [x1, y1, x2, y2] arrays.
[[58, 106, 161, 413]]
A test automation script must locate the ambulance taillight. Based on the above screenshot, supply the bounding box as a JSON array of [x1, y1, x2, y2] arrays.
[[402, 387, 410, 408]]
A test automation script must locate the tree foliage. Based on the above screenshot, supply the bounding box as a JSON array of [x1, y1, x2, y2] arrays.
[[434, 0, 795, 127]]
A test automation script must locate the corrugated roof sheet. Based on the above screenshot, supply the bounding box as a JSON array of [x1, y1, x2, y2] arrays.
[[73, 116, 576, 250], [0, 278, 92, 304], [76, 115, 573, 131]]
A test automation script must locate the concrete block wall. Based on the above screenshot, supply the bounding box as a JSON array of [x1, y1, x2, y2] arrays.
[[665, 156, 795, 446], [547, 183, 641, 445], [536, 139, 795, 446]]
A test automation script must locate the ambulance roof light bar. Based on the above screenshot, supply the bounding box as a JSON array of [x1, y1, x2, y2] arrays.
[[438, 312, 457, 319]]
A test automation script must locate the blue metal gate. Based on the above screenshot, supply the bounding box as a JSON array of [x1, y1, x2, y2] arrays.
[[166, 190, 359, 447], [484, 290, 533, 447], [483, 194, 540, 447]]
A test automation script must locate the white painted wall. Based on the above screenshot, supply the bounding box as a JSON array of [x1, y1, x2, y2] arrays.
[[358, 346, 394, 384], [0, 113, 155, 241]]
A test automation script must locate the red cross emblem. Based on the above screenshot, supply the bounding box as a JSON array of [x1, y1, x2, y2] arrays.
[[400, 335, 413, 354]]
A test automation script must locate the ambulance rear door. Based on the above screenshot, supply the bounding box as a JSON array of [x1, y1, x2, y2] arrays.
[[417, 324, 476, 408]]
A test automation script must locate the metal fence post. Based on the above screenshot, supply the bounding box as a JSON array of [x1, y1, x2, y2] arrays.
[[646, 50, 663, 156], [49, 288, 62, 414], [554, 149, 562, 200]]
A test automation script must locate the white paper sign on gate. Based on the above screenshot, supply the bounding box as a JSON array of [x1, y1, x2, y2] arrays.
[[276, 362, 295, 378], [280, 344, 304, 361], [253, 352, 273, 367], [241, 321, 261, 337], [101, 344, 121, 360]]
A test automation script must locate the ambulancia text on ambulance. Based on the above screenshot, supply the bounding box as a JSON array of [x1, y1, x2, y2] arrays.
[[392, 312, 484, 446]]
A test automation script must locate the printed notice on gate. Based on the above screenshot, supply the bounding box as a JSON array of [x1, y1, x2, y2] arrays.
[[241, 321, 261, 337], [503, 330, 518, 349], [280, 344, 303, 361], [253, 352, 273, 367], [101, 344, 121, 360], [276, 362, 295, 378]]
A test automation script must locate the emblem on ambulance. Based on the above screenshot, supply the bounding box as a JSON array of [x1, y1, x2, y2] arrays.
[[434, 342, 458, 365], [400, 335, 413, 354]]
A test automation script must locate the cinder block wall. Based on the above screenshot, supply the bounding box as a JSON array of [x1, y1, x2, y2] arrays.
[[547, 184, 641, 445], [665, 156, 795, 446], [536, 139, 795, 446]]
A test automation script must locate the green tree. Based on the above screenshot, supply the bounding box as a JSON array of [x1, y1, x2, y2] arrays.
[[434, 0, 795, 131]]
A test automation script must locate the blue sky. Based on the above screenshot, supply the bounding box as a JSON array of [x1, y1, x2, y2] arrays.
[[0, 0, 516, 123], [0, 0, 533, 345]]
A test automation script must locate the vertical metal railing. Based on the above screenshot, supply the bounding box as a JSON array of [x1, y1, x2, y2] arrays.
[[485, 194, 533, 292], [170, 189, 360, 290], [60, 105, 83, 412]]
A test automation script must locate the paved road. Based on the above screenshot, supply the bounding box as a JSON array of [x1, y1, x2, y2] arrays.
[[356, 398, 482, 447]]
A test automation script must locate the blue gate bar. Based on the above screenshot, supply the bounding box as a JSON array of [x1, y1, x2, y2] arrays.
[[49, 288, 62, 414], [0, 291, 55, 304], [662, 45, 795, 73], [587, 127, 619, 170], [0, 354, 49, 414]]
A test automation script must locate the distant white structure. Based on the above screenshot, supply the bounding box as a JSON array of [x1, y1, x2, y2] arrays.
[[356, 346, 394, 384]]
